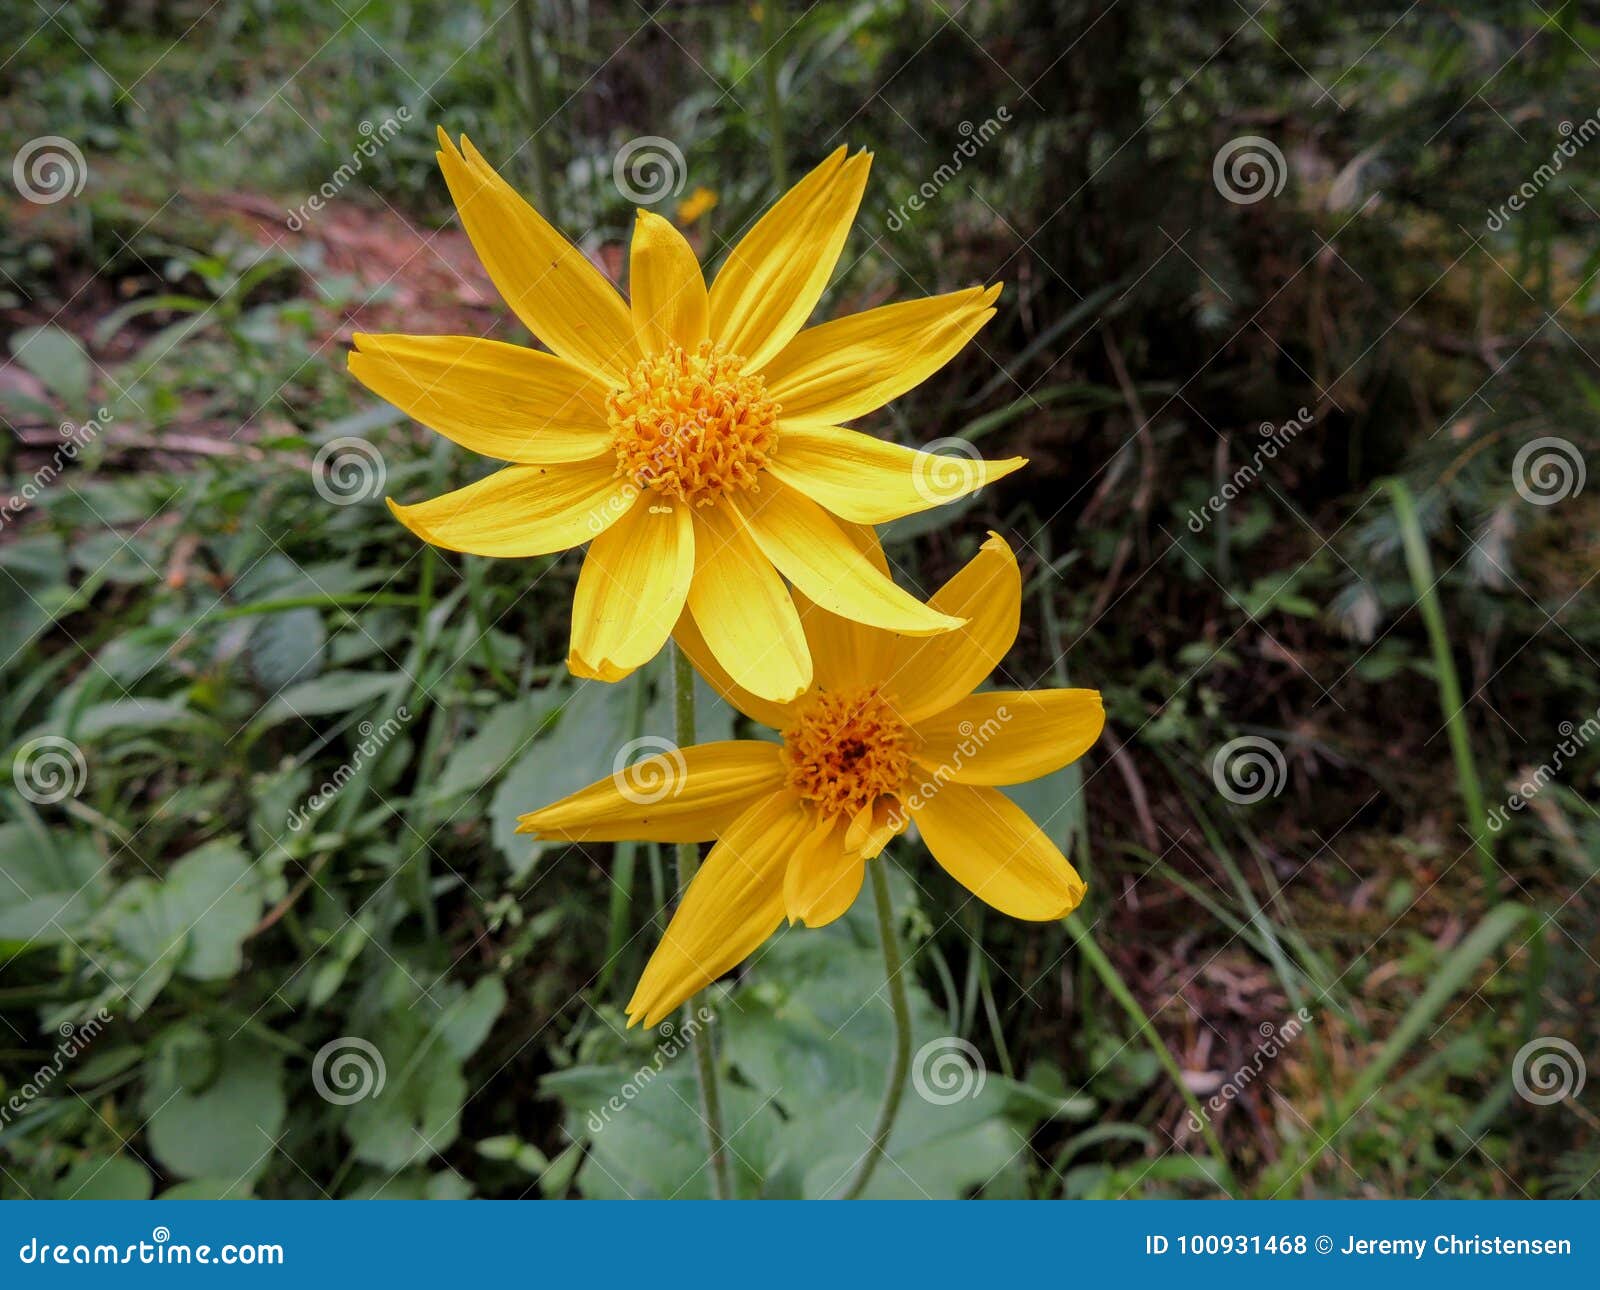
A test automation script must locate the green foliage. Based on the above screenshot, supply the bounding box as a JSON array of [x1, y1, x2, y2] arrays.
[[0, 0, 1594, 1202], [543, 870, 1080, 1199]]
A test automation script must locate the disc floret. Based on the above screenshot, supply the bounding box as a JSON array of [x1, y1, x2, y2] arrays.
[[608, 341, 779, 506], [781, 687, 916, 820]]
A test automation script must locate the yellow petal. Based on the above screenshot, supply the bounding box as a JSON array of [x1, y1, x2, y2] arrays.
[[388, 458, 631, 558], [761, 284, 1001, 423], [629, 210, 709, 354], [793, 518, 898, 691], [885, 532, 1020, 722], [685, 503, 812, 704], [626, 791, 810, 1026], [671, 610, 796, 731], [912, 781, 1086, 920], [518, 741, 786, 843], [569, 495, 694, 682], [782, 819, 865, 927], [349, 333, 611, 463], [735, 479, 961, 637], [846, 799, 906, 861], [769, 423, 1025, 523], [708, 148, 870, 369], [912, 690, 1104, 786], [437, 131, 638, 379]]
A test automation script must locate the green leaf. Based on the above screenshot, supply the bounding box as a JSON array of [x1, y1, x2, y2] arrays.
[[142, 1039, 285, 1182], [10, 325, 92, 410], [0, 826, 108, 946], [158, 1178, 256, 1199], [249, 607, 326, 691], [542, 1063, 783, 1199], [489, 680, 636, 875], [249, 671, 402, 731], [543, 872, 1050, 1199], [342, 973, 503, 1171], [110, 839, 263, 986], [347, 1168, 473, 1200], [438, 975, 507, 1060], [67, 698, 209, 741], [433, 687, 567, 802], [55, 1155, 153, 1200]]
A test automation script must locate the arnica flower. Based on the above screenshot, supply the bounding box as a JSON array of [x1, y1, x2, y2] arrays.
[[350, 131, 1023, 702], [518, 532, 1105, 1026]]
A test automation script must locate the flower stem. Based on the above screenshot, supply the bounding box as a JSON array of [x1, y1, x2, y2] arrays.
[[841, 859, 912, 1199], [671, 642, 734, 1200], [760, 0, 788, 189], [599, 669, 650, 998]]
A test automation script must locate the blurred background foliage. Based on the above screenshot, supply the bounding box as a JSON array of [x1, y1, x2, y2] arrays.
[[0, 0, 1596, 1199]]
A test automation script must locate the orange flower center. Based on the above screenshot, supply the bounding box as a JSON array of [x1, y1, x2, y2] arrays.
[[607, 341, 779, 507], [781, 687, 916, 820]]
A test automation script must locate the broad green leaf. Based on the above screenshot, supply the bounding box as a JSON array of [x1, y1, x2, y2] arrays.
[[342, 971, 502, 1171], [0, 826, 108, 946], [249, 607, 326, 691], [158, 1177, 255, 1199], [110, 839, 262, 984], [142, 1039, 285, 1182], [433, 687, 566, 802], [542, 869, 1051, 1199], [347, 1169, 472, 1200], [10, 325, 91, 409], [55, 1155, 153, 1200], [489, 680, 636, 875]]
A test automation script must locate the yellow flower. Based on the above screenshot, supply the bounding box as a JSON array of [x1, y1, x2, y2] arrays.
[[349, 131, 1022, 702], [675, 185, 717, 224], [518, 533, 1105, 1026]]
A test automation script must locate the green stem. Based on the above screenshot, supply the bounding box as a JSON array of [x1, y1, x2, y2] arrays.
[[599, 669, 652, 997], [841, 860, 913, 1199], [1386, 478, 1494, 886], [761, 0, 788, 188], [672, 642, 733, 1200]]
